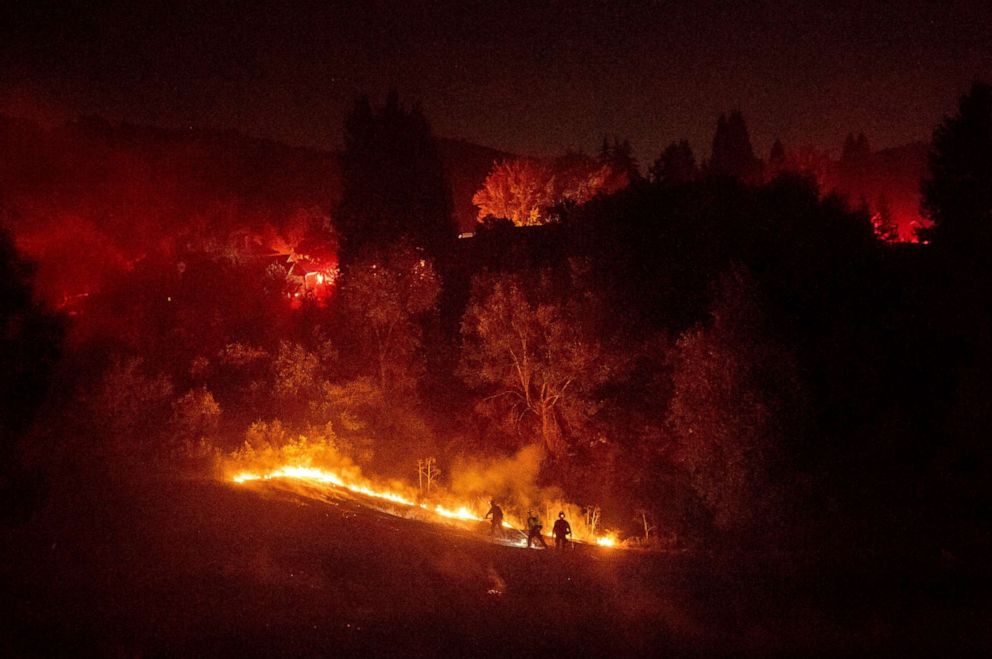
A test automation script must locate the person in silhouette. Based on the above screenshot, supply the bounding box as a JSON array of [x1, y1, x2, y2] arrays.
[[552, 511, 572, 550], [484, 499, 504, 538], [526, 510, 548, 548]]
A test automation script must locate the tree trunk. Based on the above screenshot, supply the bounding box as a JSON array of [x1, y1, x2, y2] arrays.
[[540, 403, 565, 456]]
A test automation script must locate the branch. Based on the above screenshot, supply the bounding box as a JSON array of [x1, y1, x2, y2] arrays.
[[483, 390, 524, 403]]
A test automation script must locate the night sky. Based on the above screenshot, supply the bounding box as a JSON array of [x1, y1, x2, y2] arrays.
[[2, 0, 991, 159]]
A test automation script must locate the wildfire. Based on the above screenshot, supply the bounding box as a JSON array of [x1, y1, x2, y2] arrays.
[[233, 466, 417, 507], [229, 464, 619, 548], [595, 534, 618, 547]]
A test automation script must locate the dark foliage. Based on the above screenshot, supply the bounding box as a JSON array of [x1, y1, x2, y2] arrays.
[[708, 111, 762, 182], [335, 91, 456, 265], [649, 139, 697, 185], [921, 81, 992, 251], [0, 224, 62, 522], [599, 135, 642, 183]]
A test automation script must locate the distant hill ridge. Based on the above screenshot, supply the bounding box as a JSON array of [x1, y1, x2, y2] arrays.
[[0, 113, 930, 303], [0, 113, 510, 235], [0, 113, 512, 301]]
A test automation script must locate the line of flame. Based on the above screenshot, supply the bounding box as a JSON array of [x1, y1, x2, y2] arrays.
[[231, 465, 618, 547]]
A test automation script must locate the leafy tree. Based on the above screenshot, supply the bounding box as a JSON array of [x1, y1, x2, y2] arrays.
[[334, 90, 455, 264], [460, 271, 608, 457], [472, 158, 556, 226], [668, 267, 801, 535], [649, 140, 697, 185], [273, 341, 322, 400], [90, 355, 174, 455], [921, 81, 992, 250], [172, 388, 221, 438], [340, 242, 441, 391], [920, 82, 992, 534], [474, 153, 631, 226], [552, 151, 630, 206]]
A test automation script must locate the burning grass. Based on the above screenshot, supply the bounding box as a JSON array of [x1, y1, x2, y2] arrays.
[[224, 433, 621, 548]]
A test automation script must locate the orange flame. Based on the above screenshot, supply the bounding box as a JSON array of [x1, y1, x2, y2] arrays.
[[229, 464, 619, 548]]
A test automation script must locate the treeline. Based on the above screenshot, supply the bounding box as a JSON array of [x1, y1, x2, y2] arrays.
[[474, 113, 927, 242], [0, 112, 503, 306], [2, 85, 990, 569]]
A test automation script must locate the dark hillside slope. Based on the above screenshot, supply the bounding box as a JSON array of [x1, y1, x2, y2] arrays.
[[2, 477, 986, 657]]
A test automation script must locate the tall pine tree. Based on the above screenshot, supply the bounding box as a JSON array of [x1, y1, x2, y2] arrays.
[[335, 90, 455, 265], [921, 81, 992, 250], [709, 111, 761, 181]]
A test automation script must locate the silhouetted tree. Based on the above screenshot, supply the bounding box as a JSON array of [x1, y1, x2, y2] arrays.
[[598, 135, 611, 161], [0, 223, 62, 520], [766, 138, 787, 178], [919, 82, 992, 548], [921, 81, 992, 250], [335, 91, 455, 264], [708, 111, 761, 181], [599, 136, 641, 182], [649, 140, 697, 185], [0, 225, 59, 451], [841, 132, 871, 166], [668, 266, 802, 536]]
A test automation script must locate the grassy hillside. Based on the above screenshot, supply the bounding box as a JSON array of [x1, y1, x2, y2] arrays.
[[2, 475, 986, 657]]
